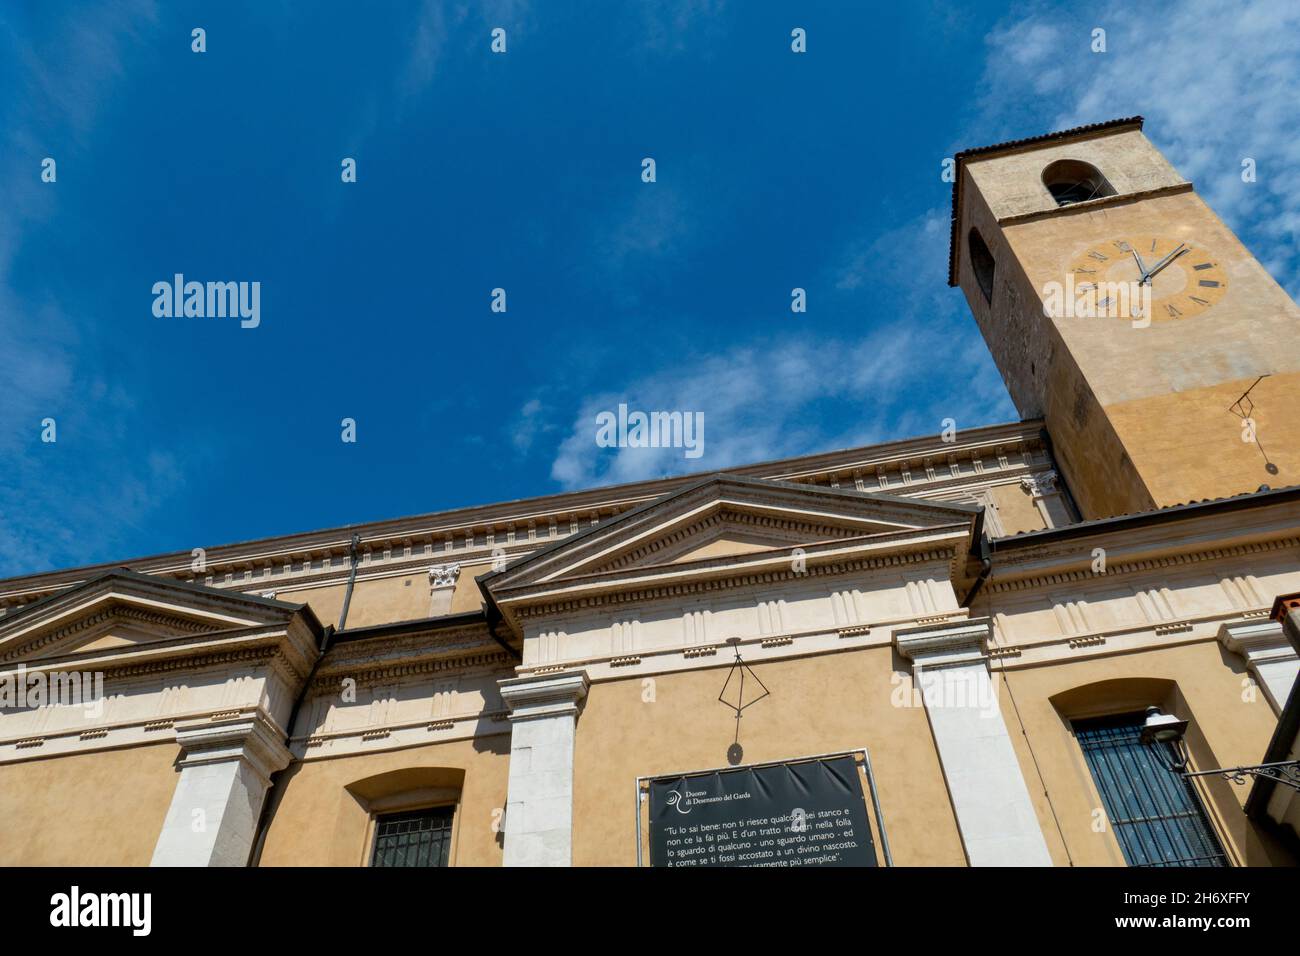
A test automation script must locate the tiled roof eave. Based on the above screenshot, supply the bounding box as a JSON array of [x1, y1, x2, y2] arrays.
[[946, 116, 1145, 287]]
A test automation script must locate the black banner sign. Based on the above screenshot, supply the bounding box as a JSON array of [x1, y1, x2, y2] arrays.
[[648, 755, 877, 867]]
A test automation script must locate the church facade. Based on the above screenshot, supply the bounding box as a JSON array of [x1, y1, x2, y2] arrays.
[[2, 118, 1299, 867]]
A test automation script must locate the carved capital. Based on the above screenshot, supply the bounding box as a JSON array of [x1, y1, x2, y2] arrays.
[[428, 564, 462, 616], [429, 563, 462, 589], [1020, 470, 1059, 497]]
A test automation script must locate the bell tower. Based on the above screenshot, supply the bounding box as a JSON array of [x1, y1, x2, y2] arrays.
[[950, 117, 1300, 520]]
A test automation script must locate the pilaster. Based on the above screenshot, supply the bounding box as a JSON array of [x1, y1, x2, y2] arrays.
[[498, 670, 589, 867], [150, 713, 290, 867], [894, 617, 1052, 867]]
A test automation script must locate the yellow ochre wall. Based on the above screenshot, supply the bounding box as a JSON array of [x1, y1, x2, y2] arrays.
[[258, 733, 510, 867], [276, 561, 495, 629], [996, 640, 1296, 867], [570, 646, 968, 867], [987, 482, 1056, 535], [959, 126, 1300, 518], [1004, 190, 1300, 515], [0, 742, 180, 865], [1008, 188, 1300, 515]]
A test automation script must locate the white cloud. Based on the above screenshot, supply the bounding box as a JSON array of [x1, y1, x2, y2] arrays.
[[399, 0, 535, 102], [608, 188, 690, 260], [0, 2, 188, 578], [975, 0, 1300, 293], [510, 397, 551, 453], [548, 322, 1013, 490], [548, 201, 1016, 490], [400, 0, 450, 98], [630, 0, 730, 57]]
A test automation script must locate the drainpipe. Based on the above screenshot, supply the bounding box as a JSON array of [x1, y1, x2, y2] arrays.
[[247, 534, 361, 866], [961, 509, 993, 608], [336, 533, 363, 632]]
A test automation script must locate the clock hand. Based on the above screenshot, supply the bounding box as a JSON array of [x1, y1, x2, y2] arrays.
[[1143, 242, 1188, 283], [1130, 248, 1149, 281]]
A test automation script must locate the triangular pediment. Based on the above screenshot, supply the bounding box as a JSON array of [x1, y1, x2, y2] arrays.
[[612, 510, 875, 570], [483, 475, 980, 615], [666, 529, 799, 565], [0, 568, 310, 667]]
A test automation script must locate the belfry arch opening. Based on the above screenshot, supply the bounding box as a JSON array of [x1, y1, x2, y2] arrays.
[[1042, 159, 1115, 206]]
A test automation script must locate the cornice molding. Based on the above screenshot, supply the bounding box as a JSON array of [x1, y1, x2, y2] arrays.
[[309, 649, 514, 692], [499, 670, 590, 721], [987, 535, 1300, 594], [173, 713, 292, 784], [894, 617, 992, 669], [0, 603, 216, 665], [1218, 619, 1294, 662], [315, 621, 505, 686], [996, 182, 1194, 229], [0, 422, 1047, 610], [511, 545, 960, 620]]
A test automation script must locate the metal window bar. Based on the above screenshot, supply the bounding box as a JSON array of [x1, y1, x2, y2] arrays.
[[371, 805, 455, 868], [1074, 713, 1227, 867]]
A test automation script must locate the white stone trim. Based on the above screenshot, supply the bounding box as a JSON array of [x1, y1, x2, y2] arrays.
[[499, 671, 589, 866], [428, 563, 462, 616], [500, 671, 589, 721], [149, 714, 291, 867], [894, 618, 989, 669], [1019, 469, 1071, 528], [894, 618, 1053, 867], [1218, 619, 1299, 714]]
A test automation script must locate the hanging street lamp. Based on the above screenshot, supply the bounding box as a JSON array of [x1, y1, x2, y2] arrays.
[[1140, 705, 1300, 792]]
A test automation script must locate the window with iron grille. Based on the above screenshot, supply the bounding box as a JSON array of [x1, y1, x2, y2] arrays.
[[370, 805, 455, 867], [1073, 712, 1227, 867]]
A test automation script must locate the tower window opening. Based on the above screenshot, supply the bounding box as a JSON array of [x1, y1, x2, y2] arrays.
[[968, 228, 996, 304], [1042, 159, 1115, 206]]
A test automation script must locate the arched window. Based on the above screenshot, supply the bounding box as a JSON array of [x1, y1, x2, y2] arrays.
[[344, 767, 466, 867], [1042, 159, 1115, 206], [1050, 679, 1228, 868], [967, 228, 995, 304]]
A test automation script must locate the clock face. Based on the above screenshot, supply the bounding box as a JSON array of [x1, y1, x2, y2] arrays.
[[1066, 235, 1229, 322]]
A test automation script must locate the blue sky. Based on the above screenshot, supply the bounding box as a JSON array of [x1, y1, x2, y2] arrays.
[[2, 0, 1298, 577]]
